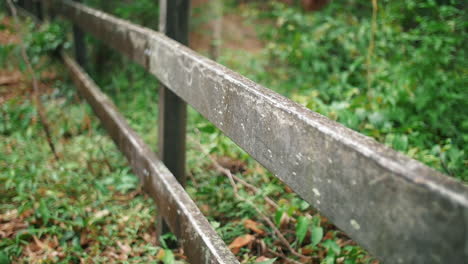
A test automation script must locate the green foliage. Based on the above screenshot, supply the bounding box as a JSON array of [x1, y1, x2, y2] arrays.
[[1, 18, 69, 74], [310, 225, 323, 247], [256, 258, 277, 264], [84, 0, 159, 28], [241, 0, 467, 180], [295, 216, 309, 245], [162, 249, 175, 264], [24, 22, 69, 61], [0, 95, 168, 262], [0, 43, 14, 68]]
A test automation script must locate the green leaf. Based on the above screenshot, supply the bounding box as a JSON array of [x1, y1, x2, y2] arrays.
[[392, 134, 408, 152], [159, 233, 177, 249], [368, 112, 385, 128], [299, 200, 310, 210], [210, 221, 221, 229], [323, 255, 335, 264], [274, 208, 284, 227], [322, 239, 341, 255], [295, 216, 309, 245], [162, 249, 175, 264], [0, 251, 10, 264], [310, 226, 323, 247], [158, 236, 168, 249], [256, 258, 277, 264], [39, 199, 50, 225]]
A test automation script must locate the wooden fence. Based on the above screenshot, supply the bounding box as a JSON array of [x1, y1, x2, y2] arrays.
[[18, 1, 468, 263]]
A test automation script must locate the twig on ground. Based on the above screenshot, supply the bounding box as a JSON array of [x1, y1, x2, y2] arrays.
[[6, 0, 59, 161], [207, 153, 238, 194], [249, 199, 311, 260], [186, 170, 199, 188], [189, 131, 311, 260], [189, 131, 314, 223], [267, 248, 304, 264], [97, 139, 114, 171], [231, 173, 279, 209]]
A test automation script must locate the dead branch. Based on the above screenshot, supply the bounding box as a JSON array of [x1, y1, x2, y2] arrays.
[[189, 131, 311, 260], [267, 248, 304, 264], [6, 0, 59, 161]]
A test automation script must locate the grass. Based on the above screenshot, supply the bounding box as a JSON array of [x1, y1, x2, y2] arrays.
[[0, 63, 185, 263]]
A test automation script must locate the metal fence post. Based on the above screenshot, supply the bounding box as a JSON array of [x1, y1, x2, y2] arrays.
[[156, 0, 190, 242], [33, 0, 42, 20], [72, 0, 87, 68]]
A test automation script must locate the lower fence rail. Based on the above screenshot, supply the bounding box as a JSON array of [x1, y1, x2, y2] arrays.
[[62, 53, 239, 264]]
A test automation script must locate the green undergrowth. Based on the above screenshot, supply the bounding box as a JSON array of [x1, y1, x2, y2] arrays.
[[0, 16, 182, 263], [233, 0, 467, 180], [0, 97, 169, 263], [0, 74, 182, 262]]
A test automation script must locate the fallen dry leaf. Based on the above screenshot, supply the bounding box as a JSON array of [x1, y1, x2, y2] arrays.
[[94, 209, 110, 219], [117, 241, 132, 256], [20, 209, 34, 218], [80, 232, 89, 247], [323, 231, 334, 241], [49, 236, 59, 249], [301, 246, 314, 255], [0, 220, 28, 238], [244, 219, 265, 235], [256, 256, 273, 262], [228, 234, 255, 254], [200, 204, 211, 214], [279, 212, 290, 229], [174, 248, 187, 260], [0, 209, 18, 221], [156, 249, 166, 260], [216, 156, 246, 173], [33, 236, 48, 250], [0, 71, 22, 85], [142, 232, 155, 244]]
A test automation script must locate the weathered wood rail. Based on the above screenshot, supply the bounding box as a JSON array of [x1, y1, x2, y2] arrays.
[[21, 0, 468, 263]]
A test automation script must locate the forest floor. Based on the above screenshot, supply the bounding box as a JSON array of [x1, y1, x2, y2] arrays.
[[0, 15, 178, 263]]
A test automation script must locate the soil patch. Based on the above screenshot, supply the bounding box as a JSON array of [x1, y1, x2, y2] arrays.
[[190, 1, 263, 54]]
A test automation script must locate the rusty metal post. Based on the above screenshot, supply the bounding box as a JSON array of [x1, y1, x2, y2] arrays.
[[156, 0, 190, 241], [72, 0, 87, 68]]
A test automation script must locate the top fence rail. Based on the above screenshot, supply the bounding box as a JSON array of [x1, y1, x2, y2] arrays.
[[45, 0, 468, 263]]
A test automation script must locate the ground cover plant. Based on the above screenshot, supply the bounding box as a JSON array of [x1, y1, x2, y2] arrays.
[[0, 12, 185, 263], [1, 0, 466, 263], [230, 0, 467, 180]]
